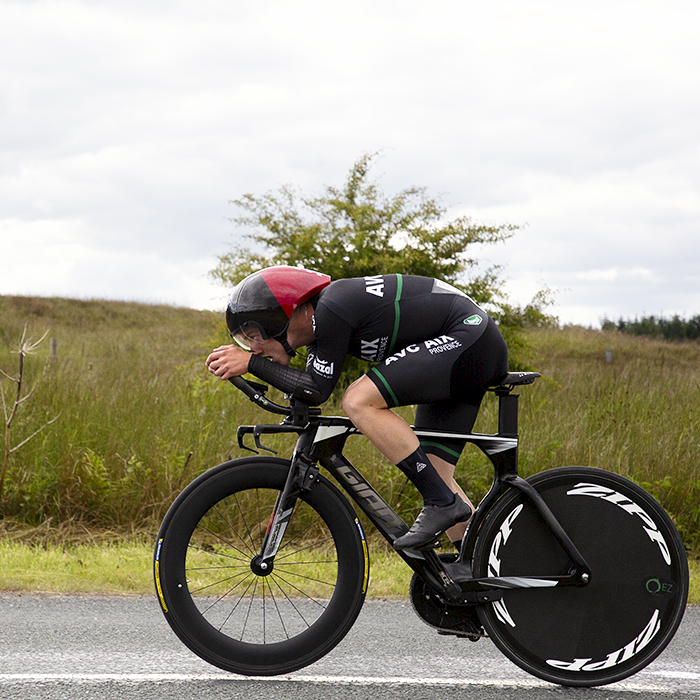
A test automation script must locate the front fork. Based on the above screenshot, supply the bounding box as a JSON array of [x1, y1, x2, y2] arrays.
[[258, 432, 320, 566]]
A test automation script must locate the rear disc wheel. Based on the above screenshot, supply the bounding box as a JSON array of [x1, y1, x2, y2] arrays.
[[472, 467, 688, 687]]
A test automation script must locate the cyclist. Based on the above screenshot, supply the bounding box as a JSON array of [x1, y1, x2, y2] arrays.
[[206, 266, 509, 550]]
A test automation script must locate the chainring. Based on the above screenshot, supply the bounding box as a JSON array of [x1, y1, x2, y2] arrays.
[[409, 563, 485, 641]]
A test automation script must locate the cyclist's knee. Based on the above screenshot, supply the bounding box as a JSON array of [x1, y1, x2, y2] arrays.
[[340, 382, 363, 418], [341, 376, 385, 418]]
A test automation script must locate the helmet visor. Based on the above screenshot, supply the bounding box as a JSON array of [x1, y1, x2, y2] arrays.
[[230, 320, 289, 351]]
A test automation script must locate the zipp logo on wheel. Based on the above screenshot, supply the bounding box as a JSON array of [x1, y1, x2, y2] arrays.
[[546, 609, 661, 672], [566, 483, 671, 564]]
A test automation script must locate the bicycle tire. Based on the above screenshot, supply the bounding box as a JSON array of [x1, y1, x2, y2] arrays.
[[154, 457, 369, 675], [471, 467, 688, 687]]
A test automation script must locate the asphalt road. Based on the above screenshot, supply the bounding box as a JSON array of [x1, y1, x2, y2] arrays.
[[0, 595, 698, 699]]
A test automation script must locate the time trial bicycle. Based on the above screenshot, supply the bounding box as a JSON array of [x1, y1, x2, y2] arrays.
[[154, 372, 688, 687]]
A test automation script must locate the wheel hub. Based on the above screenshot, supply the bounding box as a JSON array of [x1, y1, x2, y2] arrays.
[[250, 554, 274, 576]]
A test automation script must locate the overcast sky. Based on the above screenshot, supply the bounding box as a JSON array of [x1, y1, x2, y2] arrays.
[[1, 0, 698, 327]]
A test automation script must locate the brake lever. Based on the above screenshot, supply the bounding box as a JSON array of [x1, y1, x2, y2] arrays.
[[237, 426, 258, 453], [254, 426, 278, 454], [237, 423, 304, 454]]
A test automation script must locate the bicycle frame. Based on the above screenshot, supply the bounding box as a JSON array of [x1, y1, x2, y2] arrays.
[[234, 378, 591, 606]]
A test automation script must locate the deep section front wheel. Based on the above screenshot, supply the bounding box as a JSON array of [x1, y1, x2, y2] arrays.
[[472, 467, 688, 687], [154, 457, 368, 675]]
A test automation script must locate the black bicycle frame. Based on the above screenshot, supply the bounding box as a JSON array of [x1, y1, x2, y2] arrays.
[[236, 386, 591, 606]]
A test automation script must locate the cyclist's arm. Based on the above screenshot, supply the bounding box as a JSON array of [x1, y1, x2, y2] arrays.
[[247, 354, 324, 404], [247, 308, 353, 404]]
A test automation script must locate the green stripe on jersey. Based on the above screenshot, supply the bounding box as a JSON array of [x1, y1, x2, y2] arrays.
[[370, 367, 399, 407], [388, 274, 403, 353], [419, 440, 462, 460]]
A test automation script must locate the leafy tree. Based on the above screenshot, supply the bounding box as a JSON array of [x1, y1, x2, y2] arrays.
[[211, 153, 555, 370], [601, 314, 700, 342]]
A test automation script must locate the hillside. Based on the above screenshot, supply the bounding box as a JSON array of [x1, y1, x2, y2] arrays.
[[0, 295, 698, 557]]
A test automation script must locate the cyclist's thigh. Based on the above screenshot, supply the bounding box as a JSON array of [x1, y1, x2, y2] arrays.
[[368, 317, 507, 408], [369, 342, 454, 407], [415, 398, 481, 465], [449, 317, 508, 395], [369, 317, 507, 464]]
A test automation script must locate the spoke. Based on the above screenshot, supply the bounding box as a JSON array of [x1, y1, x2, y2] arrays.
[[269, 571, 332, 610], [191, 571, 255, 623], [215, 576, 257, 634], [263, 576, 291, 640], [191, 523, 251, 561], [186, 540, 249, 565], [185, 563, 250, 572], [269, 574, 315, 629], [239, 576, 260, 641], [188, 568, 252, 596], [275, 536, 335, 562], [274, 559, 338, 566], [272, 567, 337, 588], [262, 572, 266, 644], [207, 492, 268, 558]]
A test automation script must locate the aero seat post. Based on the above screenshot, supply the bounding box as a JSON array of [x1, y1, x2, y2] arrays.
[[497, 389, 519, 437]]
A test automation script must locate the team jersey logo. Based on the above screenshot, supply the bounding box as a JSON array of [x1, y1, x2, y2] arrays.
[[384, 336, 462, 364], [360, 336, 389, 361], [312, 357, 335, 377], [464, 314, 483, 326], [364, 275, 385, 297], [425, 335, 462, 354]]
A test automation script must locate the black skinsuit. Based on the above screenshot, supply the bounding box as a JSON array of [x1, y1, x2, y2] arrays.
[[248, 274, 509, 464]]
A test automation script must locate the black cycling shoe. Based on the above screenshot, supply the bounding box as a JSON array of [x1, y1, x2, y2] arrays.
[[393, 498, 472, 550]]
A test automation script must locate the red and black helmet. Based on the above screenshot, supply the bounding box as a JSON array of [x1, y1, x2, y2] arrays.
[[226, 266, 331, 351]]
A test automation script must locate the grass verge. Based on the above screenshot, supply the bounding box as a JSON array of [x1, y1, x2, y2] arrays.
[[0, 539, 413, 598], [0, 539, 697, 604]]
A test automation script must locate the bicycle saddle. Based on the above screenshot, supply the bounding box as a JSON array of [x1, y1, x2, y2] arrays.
[[490, 371, 542, 388]]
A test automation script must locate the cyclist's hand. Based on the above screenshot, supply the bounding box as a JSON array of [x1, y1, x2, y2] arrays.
[[205, 345, 250, 380]]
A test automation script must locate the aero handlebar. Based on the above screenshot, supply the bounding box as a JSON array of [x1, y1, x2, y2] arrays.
[[228, 376, 291, 416]]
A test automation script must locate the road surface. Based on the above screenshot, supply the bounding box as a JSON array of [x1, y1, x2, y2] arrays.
[[0, 595, 698, 699]]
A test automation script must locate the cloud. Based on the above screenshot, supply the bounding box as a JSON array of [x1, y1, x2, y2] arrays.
[[0, 0, 699, 327]]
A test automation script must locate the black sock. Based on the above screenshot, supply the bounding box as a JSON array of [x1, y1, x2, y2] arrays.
[[396, 447, 455, 507]]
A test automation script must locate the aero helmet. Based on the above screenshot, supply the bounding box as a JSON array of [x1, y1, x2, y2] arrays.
[[226, 266, 331, 353]]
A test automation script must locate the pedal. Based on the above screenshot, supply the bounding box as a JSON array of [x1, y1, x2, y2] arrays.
[[436, 619, 485, 642]]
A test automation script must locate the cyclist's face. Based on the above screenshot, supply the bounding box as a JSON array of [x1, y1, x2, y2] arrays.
[[238, 327, 265, 346], [242, 329, 291, 366]]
